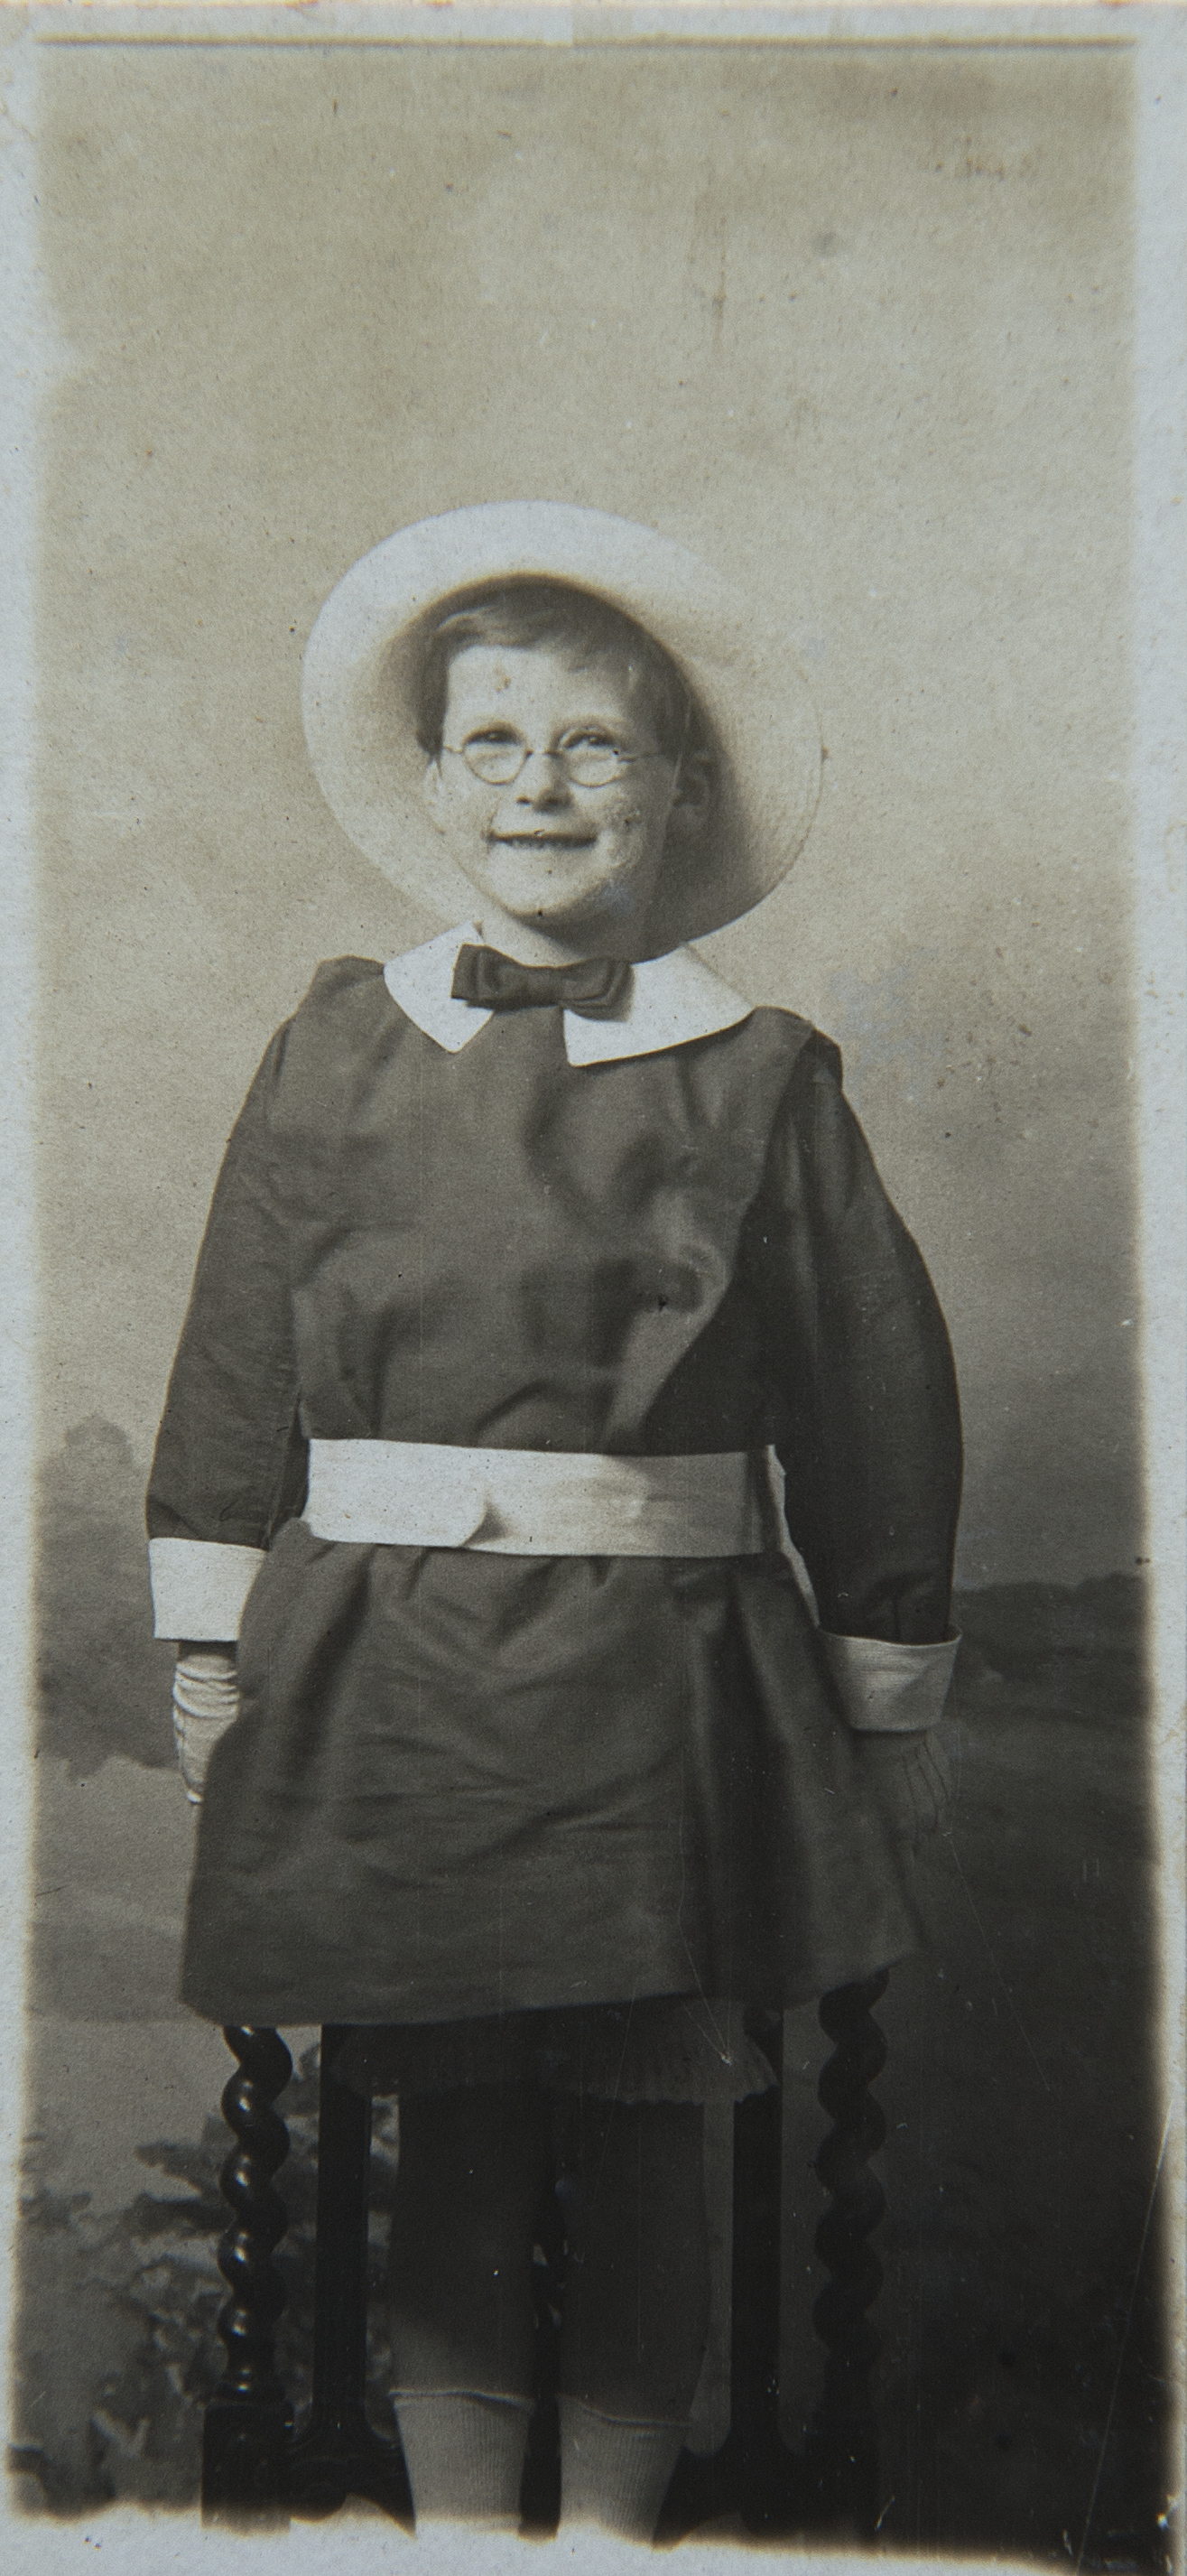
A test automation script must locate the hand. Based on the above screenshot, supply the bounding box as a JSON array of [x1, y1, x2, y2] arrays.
[[172, 1647, 240, 1804], [855, 1725, 954, 1850]]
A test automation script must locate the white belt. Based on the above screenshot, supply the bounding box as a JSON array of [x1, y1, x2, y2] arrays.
[[302, 1439, 769, 1558]]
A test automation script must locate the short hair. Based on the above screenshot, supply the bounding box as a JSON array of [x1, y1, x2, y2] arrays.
[[414, 579, 702, 762]]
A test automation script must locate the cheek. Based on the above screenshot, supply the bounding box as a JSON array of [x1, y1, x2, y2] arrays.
[[601, 796, 662, 846], [445, 792, 497, 846]]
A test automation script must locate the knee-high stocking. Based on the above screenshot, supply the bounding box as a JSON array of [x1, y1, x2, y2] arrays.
[[557, 2097, 709, 2537]]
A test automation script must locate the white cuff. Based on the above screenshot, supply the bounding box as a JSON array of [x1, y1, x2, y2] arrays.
[[818, 1631, 960, 1733], [148, 1537, 266, 1641]]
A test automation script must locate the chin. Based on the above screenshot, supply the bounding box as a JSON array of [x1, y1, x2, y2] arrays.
[[478, 870, 605, 928]]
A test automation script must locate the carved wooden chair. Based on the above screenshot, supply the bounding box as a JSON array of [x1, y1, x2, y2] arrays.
[[199, 1976, 890, 2537]]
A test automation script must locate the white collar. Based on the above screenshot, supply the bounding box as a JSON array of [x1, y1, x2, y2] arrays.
[[384, 924, 754, 1065]]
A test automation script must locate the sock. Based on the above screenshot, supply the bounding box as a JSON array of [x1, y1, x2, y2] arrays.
[[558, 2394, 688, 2541], [394, 2390, 533, 2528]]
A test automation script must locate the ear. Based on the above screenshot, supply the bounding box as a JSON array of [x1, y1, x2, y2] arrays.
[[421, 756, 450, 836], [668, 751, 713, 834]]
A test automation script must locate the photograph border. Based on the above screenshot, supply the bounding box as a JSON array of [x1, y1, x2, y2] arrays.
[[0, 7, 1182, 2570]]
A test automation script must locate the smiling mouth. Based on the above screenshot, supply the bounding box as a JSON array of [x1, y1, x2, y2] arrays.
[[488, 832, 598, 850]]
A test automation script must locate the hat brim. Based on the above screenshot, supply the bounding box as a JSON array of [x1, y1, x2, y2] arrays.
[[301, 502, 821, 953]]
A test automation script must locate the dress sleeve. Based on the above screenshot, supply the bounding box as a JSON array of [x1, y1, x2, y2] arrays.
[[746, 1032, 963, 1686], [145, 1020, 307, 1640]]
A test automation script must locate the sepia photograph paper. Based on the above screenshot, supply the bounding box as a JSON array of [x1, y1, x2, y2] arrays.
[[0, 6, 1183, 2574]]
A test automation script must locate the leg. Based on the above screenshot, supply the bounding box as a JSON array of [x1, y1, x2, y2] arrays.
[[557, 2098, 710, 2538], [385, 2084, 552, 2525]]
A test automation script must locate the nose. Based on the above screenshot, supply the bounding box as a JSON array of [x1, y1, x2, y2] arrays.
[[515, 749, 571, 805]]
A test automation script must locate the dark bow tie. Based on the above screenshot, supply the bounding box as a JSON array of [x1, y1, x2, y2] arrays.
[[450, 944, 632, 1019]]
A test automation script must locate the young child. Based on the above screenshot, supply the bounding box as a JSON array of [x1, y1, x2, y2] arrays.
[[148, 503, 961, 2542]]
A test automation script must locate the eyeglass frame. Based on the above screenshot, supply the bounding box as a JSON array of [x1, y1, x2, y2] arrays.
[[440, 684, 696, 791]]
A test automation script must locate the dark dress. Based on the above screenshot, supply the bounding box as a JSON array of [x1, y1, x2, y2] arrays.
[[147, 957, 962, 2029]]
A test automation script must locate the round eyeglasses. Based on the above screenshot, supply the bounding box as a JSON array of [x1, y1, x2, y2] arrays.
[[442, 736, 672, 790]]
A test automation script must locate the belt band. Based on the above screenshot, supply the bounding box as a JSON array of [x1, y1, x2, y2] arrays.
[[302, 1439, 769, 1558]]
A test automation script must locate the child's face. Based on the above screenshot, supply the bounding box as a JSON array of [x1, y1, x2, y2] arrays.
[[422, 640, 701, 958]]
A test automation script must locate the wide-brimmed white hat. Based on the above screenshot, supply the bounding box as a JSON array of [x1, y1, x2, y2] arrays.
[[301, 501, 821, 953]]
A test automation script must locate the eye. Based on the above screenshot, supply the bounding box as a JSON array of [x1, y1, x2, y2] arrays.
[[465, 725, 521, 748], [562, 727, 622, 752]]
